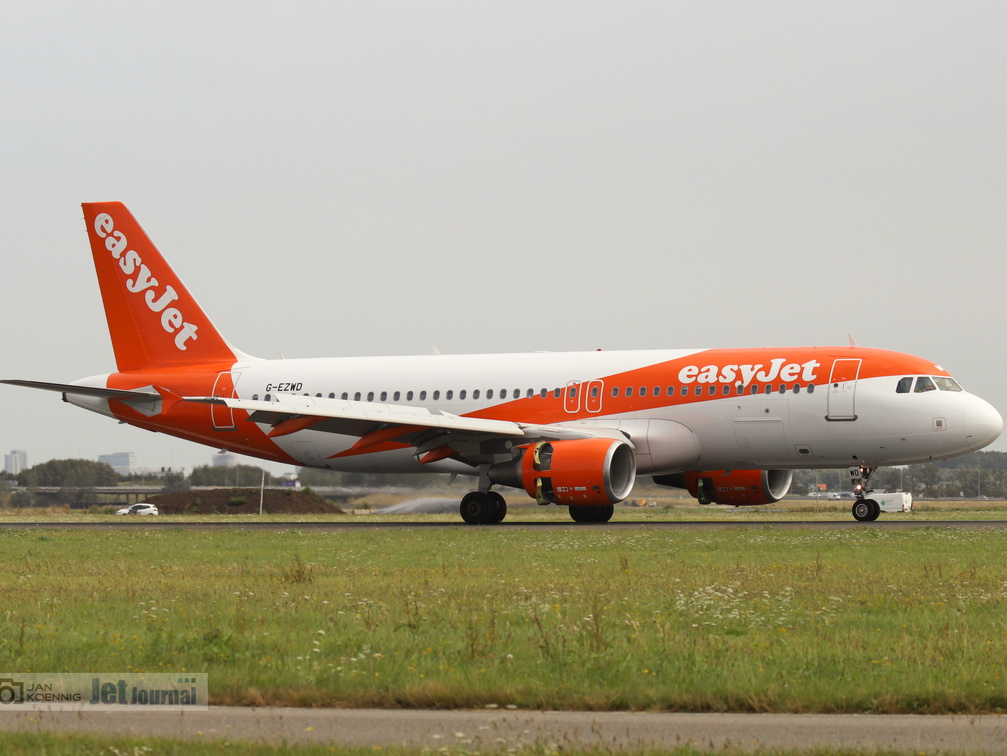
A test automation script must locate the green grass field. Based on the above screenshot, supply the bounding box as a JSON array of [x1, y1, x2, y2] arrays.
[[1, 514, 1005, 715], [0, 732, 929, 756]]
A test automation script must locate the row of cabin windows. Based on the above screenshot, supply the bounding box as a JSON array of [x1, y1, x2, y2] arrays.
[[611, 383, 816, 398], [252, 382, 816, 403]]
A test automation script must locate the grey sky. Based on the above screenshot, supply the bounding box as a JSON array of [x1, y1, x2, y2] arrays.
[[3, 1, 1005, 474]]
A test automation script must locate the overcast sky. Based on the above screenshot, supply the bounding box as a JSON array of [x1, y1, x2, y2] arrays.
[[2, 1, 1005, 474]]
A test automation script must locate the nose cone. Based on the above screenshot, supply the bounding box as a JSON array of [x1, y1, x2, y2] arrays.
[[964, 396, 1003, 451]]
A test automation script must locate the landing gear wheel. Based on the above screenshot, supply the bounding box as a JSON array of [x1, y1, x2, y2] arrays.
[[487, 492, 507, 524], [852, 499, 881, 522], [460, 492, 490, 525], [569, 504, 615, 523], [460, 491, 506, 524]]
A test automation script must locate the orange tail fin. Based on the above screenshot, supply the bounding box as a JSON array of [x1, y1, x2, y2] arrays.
[[82, 202, 240, 371]]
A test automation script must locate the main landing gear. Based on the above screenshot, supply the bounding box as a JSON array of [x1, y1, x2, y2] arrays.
[[569, 504, 615, 523], [458, 492, 616, 524], [849, 464, 880, 522], [459, 491, 507, 525]]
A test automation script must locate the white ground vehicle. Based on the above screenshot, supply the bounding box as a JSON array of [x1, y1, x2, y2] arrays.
[[115, 503, 158, 516], [872, 492, 913, 513]]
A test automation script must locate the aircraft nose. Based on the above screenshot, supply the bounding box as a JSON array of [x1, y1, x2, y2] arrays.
[[964, 396, 1003, 451]]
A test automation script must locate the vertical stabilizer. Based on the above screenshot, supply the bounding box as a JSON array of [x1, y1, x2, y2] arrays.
[[82, 202, 239, 371]]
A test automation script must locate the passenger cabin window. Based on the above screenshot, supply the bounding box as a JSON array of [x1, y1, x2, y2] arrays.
[[612, 387, 620, 397], [626, 387, 634, 397], [407, 391, 414, 401], [473, 389, 480, 400], [433, 390, 440, 400], [934, 377, 963, 392], [354, 392, 361, 401], [341, 392, 349, 400], [896, 377, 913, 394], [914, 376, 937, 393]]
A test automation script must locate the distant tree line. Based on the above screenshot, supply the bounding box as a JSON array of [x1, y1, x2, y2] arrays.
[[5, 450, 1007, 507]]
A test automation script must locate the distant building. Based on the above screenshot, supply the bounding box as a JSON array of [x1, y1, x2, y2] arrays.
[[212, 452, 238, 467], [4, 450, 27, 476], [98, 452, 136, 476]]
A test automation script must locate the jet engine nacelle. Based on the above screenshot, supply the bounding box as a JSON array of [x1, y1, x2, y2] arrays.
[[654, 469, 793, 506], [491, 438, 637, 506]]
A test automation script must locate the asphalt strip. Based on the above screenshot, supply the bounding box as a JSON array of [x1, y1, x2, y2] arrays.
[[0, 708, 1005, 751]]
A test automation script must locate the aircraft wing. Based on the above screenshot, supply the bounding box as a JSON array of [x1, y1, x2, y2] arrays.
[[184, 393, 622, 463]]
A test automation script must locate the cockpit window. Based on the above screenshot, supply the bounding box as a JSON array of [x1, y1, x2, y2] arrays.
[[914, 376, 937, 393], [933, 376, 963, 392], [896, 377, 913, 394]]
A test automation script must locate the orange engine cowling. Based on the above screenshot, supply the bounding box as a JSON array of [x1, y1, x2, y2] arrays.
[[518, 438, 637, 506], [655, 469, 793, 506]]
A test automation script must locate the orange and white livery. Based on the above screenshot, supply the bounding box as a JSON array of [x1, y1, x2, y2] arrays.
[[4, 203, 1002, 523]]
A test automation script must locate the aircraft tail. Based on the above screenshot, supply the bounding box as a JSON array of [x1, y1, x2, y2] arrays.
[[82, 202, 244, 372]]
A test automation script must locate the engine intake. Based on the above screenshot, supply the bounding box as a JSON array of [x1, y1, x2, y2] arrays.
[[654, 469, 793, 506], [490, 438, 637, 506]]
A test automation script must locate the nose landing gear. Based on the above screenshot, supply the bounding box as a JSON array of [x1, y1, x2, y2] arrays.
[[849, 464, 880, 522]]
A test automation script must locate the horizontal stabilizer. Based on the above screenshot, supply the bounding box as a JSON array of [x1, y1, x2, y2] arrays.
[[0, 379, 160, 401]]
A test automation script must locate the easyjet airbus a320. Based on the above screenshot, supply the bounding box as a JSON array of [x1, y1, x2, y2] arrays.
[[3, 203, 1002, 523]]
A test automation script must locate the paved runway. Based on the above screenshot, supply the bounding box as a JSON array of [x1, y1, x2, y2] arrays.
[[1, 519, 1006, 530], [1, 708, 1006, 751]]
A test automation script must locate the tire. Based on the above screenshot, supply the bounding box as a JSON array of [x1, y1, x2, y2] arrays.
[[852, 500, 873, 522], [487, 492, 507, 524], [866, 498, 881, 521], [460, 492, 489, 524], [569, 504, 614, 523]]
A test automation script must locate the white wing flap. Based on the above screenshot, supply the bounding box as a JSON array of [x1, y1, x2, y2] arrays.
[[186, 394, 526, 436], [183, 394, 615, 445]]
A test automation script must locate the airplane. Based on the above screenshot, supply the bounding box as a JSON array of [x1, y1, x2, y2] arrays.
[[2, 202, 1002, 524]]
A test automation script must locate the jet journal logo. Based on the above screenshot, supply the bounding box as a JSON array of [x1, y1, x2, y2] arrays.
[[0, 673, 207, 711]]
